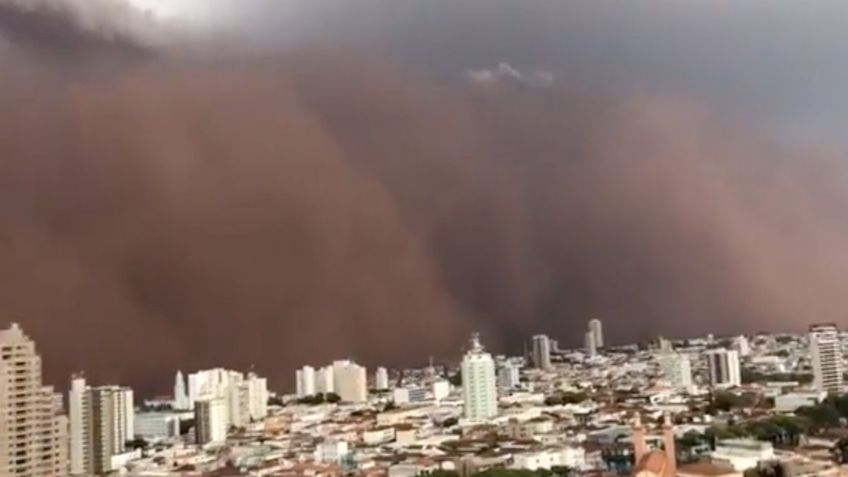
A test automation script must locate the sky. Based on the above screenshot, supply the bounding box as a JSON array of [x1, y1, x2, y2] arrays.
[[1, 0, 847, 394]]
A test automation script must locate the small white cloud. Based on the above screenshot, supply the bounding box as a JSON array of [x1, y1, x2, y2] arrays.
[[465, 62, 554, 87]]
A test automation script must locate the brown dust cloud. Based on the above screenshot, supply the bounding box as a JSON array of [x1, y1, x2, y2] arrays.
[[2, 0, 848, 395]]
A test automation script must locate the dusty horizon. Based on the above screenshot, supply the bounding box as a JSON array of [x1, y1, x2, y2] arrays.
[[2, 0, 848, 396]]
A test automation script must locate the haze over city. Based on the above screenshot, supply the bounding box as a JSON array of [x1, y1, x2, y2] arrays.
[[2, 0, 848, 398]]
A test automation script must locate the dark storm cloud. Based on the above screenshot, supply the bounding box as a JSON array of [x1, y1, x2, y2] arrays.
[[2, 0, 848, 394]]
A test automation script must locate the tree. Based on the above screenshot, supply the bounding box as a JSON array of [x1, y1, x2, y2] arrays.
[[325, 392, 341, 403], [126, 437, 149, 451]]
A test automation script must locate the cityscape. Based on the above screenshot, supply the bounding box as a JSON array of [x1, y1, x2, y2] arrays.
[[4, 1, 848, 477], [4, 320, 848, 476]]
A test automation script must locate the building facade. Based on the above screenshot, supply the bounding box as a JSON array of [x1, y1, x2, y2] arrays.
[[810, 324, 843, 394], [69, 376, 135, 476], [705, 349, 741, 388], [656, 352, 693, 390], [195, 397, 228, 446], [588, 318, 604, 349], [532, 335, 552, 370], [461, 334, 498, 421], [0, 324, 68, 477]]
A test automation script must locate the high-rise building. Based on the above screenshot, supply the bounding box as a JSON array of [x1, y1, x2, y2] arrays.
[[497, 361, 520, 390], [705, 349, 741, 388], [810, 324, 843, 394], [432, 380, 451, 401], [733, 335, 750, 357], [194, 397, 227, 446], [461, 333, 498, 421], [173, 370, 190, 410], [0, 323, 69, 477], [186, 368, 268, 427], [584, 330, 597, 358], [69, 376, 135, 476], [296, 366, 316, 397], [588, 318, 604, 349], [245, 372, 268, 421], [656, 352, 693, 390], [531, 334, 552, 369], [375, 367, 389, 390], [315, 366, 334, 394], [333, 360, 367, 403]]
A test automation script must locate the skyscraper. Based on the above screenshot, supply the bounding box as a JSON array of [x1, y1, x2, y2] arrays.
[[296, 365, 316, 397], [497, 361, 520, 390], [705, 349, 741, 388], [461, 333, 498, 421], [656, 352, 693, 390], [531, 334, 552, 369], [69, 376, 135, 476], [0, 323, 69, 477], [185, 368, 268, 427], [173, 370, 190, 410], [195, 397, 227, 446], [584, 330, 597, 358], [375, 367, 389, 390], [315, 365, 335, 394], [333, 360, 368, 403], [810, 324, 843, 394], [588, 318, 604, 349]]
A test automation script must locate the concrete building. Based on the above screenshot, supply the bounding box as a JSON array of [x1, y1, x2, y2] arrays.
[[656, 352, 693, 390], [498, 361, 520, 390], [585, 330, 598, 358], [531, 334, 552, 370], [315, 365, 334, 394], [433, 380, 450, 401], [69, 376, 135, 476], [187, 368, 244, 405], [333, 361, 367, 403], [588, 318, 604, 349], [173, 370, 190, 410], [711, 439, 775, 472], [296, 366, 316, 397], [774, 392, 826, 412], [134, 412, 182, 440], [461, 333, 498, 421], [733, 336, 750, 357], [810, 324, 843, 394], [195, 397, 228, 446], [375, 367, 389, 390], [0, 324, 69, 477], [705, 349, 741, 388]]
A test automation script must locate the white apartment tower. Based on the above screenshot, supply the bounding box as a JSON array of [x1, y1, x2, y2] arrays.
[[315, 366, 334, 394], [588, 318, 604, 349], [531, 334, 552, 369], [584, 330, 597, 358], [656, 352, 693, 390], [0, 323, 69, 477], [194, 397, 227, 446], [705, 349, 741, 388], [68, 376, 134, 476], [333, 360, 368, 403], [296, 366, 316, 397], [461, 333, 498, 421], [186, 368, 268, 427], [497, 361, 520, 390], [810, 324, 843, 394], [375, 367, 389, 390], [173, 370, 190, 410]]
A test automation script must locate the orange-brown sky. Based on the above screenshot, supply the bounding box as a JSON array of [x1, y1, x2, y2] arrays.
[[2, 0, 848, 395]]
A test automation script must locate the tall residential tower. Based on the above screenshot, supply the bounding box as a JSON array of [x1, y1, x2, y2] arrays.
[[810, 324, 843, 394], [0, 323, 68, 477], [461, 334, 498, 421]]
